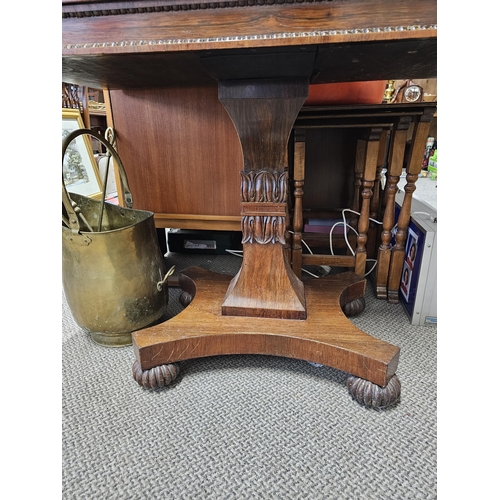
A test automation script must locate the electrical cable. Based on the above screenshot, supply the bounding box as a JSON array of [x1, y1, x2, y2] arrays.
[[289, 206, 385, 278], [329, 221, 358, 257], [234, 207, 385, 279], [225, 249, 243, 258], [364, 259, 378, 277], [338, 208, 383, 257]]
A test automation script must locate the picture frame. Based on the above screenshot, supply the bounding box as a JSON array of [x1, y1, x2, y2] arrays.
[[62, 108, 103, 199]]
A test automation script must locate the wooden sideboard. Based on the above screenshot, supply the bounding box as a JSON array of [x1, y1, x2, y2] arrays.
[[62, 0, 437, 408], [108, 85, 243, 230]]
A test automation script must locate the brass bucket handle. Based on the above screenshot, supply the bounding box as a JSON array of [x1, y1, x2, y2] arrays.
[[62, 128, 133, 234], [157, 266, 176, 291]]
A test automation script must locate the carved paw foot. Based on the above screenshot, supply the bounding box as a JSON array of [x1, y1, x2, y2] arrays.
[[342, 297, 366, 317], [346, 373, 401, 409], [132, 360, 180, 389], [179, 291, 193, 308]]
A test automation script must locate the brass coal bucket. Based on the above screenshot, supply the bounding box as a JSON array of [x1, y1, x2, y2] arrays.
[[62, 128, 172, 347]]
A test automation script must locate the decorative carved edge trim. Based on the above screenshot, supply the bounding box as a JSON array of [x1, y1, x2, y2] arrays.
[[63, 0, 353, 18], [62, 24, 437, 50]]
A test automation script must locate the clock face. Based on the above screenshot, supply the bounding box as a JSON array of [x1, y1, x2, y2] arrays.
[[404, 85, 422, 102]]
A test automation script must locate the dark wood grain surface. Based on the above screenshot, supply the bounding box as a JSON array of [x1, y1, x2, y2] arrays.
[[62, 0, 437, 89]]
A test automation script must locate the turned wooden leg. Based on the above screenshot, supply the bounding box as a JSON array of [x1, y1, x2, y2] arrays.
[[284, 200, 292, 265], [375, 117, 411, 299], [354, 129, 381, 276], [370, 130, 389, 221], [349, 138, 366, 230], [347, 373, 401, 409], [387, 107, 435, 303], [292, 129, 306, 277], [367, 130, 389, 259]]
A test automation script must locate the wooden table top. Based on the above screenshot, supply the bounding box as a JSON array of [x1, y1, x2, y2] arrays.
[[62, 0, 437, 89]]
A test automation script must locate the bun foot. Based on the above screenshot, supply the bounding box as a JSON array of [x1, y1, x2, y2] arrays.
[[342, 297, 366, 317], [132, 360, 180, 388], [347, 373, 401, 409], [179, 291, 193, 308]]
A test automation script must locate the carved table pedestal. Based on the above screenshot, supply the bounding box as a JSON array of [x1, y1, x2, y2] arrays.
[[131, 76, 401, 409]]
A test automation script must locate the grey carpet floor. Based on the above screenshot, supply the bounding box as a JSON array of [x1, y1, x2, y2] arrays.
[[62, 254, 437, 499]]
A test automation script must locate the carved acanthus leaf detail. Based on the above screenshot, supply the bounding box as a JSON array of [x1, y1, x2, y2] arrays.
[[242, 216, 286, 245], [241, 170, 287, 203]]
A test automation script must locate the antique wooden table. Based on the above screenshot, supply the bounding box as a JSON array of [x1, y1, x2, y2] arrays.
[[62, 0, 437, 408]]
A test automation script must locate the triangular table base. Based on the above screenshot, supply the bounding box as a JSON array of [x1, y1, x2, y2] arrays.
[[132, 267, 401, 409]]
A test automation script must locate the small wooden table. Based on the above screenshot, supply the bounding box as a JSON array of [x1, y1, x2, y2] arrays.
[[291, 103, 437, 302]]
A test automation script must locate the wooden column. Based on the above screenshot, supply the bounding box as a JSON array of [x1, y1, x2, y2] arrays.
[[218, 78, 309, 319], [292, 129, 306, 277], [387, 107, 435, 303], [351, 139, 366, 218], [371, 130, 389, 221], [375, 116, 412, 299], [345, 137, 366, 240], [354, 128, 382, 276], [366, 130, 389, 258]]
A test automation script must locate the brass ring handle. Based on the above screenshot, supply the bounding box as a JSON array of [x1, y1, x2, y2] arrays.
[[105, 127, 115, 146]]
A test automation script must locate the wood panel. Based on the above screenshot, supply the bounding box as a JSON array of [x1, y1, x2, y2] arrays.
[[300, 128, 358, 212], [108, 85, 243, 216]]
